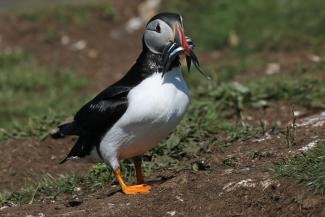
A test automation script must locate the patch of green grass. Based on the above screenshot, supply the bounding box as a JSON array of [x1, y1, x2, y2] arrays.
[[274, 141, 325, 193], [0, 112, 65, 141], [164, 0, 325, 51], [207, 53, 266, 84], [0, 50, 88, 141], [17, 3, 116, 24], [247, 74, 325, 108], [0, 164, 114, 205], [0, 161, 142, 205], [200, 58, 325, 110]]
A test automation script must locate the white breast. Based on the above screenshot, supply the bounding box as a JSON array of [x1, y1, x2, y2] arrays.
[[99, 67, 190, 169]]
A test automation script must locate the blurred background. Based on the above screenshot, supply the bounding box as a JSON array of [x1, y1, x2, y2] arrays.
[[0, 0, 324, 215]]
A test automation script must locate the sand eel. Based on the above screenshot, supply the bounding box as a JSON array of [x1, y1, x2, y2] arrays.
[[53, 12, 207, 194]]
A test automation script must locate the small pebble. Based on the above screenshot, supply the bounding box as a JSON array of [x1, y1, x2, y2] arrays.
[[167, 210, 176, 216], [72, 40, 87, 50], [265, 63, 280, 75], [61, 35, 70, 45]]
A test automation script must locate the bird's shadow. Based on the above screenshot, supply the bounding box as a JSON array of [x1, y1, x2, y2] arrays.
[[146, 174, 175, 185]]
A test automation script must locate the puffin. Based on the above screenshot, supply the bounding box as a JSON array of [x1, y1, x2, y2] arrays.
[[53, 12, 207, 194]]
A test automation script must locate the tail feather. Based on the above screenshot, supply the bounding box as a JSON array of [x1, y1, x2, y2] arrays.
[[51, 122, 78, 139], [59, 158, 68, 164], [59, 156, 79, 164], [59, 137, 93, 164]]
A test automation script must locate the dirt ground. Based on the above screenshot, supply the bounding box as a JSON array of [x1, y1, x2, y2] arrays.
[[0, 1, 324, 216], [1, 121, 324, 217]]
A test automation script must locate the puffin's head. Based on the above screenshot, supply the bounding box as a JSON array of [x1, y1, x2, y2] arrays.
[[143, 12, 210, 78], [144, 12, 190, 54]]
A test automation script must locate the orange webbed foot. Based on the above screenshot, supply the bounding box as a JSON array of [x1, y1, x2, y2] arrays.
[[114, 166, 151, 195], [122, 184, 151, 194]]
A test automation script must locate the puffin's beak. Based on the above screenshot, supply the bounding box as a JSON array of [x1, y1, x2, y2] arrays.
[[176, 24, 190, 55], [176, 24, 211, 79], [162, 22, 211, 79]]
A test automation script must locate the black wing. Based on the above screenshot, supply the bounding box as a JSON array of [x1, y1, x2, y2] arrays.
[[56, 85, 130, 163], [73, 85, 130, 136]]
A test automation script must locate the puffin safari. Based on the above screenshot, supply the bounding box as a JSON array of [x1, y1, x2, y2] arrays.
[[53, 12, 208, 194]]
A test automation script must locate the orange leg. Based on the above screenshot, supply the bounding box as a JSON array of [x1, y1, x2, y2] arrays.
[[133, 156, 144, 184], [114, 168, 151, 194]]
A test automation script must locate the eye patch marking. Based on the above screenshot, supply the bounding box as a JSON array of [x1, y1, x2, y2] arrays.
[[155, 24, 161, 33]]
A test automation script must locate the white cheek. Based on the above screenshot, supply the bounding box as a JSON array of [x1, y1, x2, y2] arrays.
[[144, 32, 173, 54], [144, 21, 174, 54]]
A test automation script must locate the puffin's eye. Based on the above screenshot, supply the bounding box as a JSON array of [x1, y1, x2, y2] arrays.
[[155, 24, 161, 33]]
